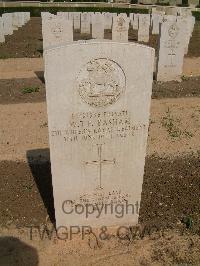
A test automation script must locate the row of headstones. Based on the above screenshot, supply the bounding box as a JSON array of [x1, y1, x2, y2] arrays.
[[42, 11, 195, 81], [0, 12, 30, 43]]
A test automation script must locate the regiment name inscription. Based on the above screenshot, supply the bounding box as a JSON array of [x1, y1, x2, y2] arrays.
[[51, 110, 147, 143]]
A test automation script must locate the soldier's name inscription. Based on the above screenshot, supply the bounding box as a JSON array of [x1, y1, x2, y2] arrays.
[[51, 110, 147, 143]]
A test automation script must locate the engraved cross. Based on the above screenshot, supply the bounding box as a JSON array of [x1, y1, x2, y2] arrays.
[[85, 144, 116, 190], [168, 49, 176, 66]]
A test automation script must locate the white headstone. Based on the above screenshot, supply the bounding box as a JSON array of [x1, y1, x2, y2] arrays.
[[44, 40, 155, 228], [132, 14, 139, 30], [57, 12, 69, 20], [42, 13, 73, 50], [179, 8, 193, 17], [129, 13, 134, 26], [112, 13, 118, 19], [152, 14, 163, 35], [104, 12, 112, 30], [157, 21, 185, 81], [68, 12, 74, 22], [24, 12, 30, 23], [92, 13, 104, 39], [16, 12, 25, 27], [12, 13, 19, 31], [81, 12, 90, 34], [2, 13, 13, 35], [73, 12, 81, 30], [0, 17, 5, 43], [112, 15, 129, 42], [138, 14, 150, 42], [177, 15, 195, 54]]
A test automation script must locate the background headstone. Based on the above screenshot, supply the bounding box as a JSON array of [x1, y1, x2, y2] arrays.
[[104, 12, 112, 30], [42, 13, 73, 50], [132, 14, 139, 30], [177, 15, 195, 54], [81, 12, 90, 34], [57, 12, 69, 20], [11, 13, 18, 31], [2, 13, 13, 35], [138, 14, 150, 42], [157, 21, 185, 81], [152, 14, 163, 35], [112, 15, 129, 42], [91, 13, 104, 39], [0, 17, 5, 43], [73, 12, 81, 30]]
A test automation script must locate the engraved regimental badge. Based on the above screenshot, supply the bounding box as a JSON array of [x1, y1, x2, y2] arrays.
[[77, 58, 126, 107], [168, 23, 179, 39]]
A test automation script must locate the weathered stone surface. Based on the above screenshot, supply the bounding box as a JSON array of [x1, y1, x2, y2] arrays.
[[91, 13, 104, 39], [73, 12, 81, 30], [2, 13, 13, 35], [138, 14, 150, 42], [57, 12, 69, 20], [81, 12, 91, 34], [129, 13, 133, 26], [112, 15, 129, 42], [132, 14, 139, 30], [177, 15, 195, 54], [44, 40, 155, 228], [157, 21, 185, 81], [68, 12, 74, 22], [151, 14, 163, 35], [179, 7, 193, 17], [0, 17, 5, 43], [12, 13, 20, 30], [163, 15, 177, 22], [42, 13, 73, 50], [103, 12, 112, 30]]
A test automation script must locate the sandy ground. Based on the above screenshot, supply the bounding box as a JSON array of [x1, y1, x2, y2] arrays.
[[0, 58, 44, 79], [0, 97, 199, 162], [0, 57, 200, 79], [1, 225, 200, 266]]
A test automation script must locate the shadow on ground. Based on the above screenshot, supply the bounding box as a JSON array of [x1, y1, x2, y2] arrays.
[[27, 148, 55, 224], [0, 236, 38, 266]]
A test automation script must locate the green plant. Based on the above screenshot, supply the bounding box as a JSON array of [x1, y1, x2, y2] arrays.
[[161, 108, 193, 140], [181, 75, 189, 81], [192, 11, 200, 21], [22, 87, 40, 94], [0, 51, 9, 59], [182, 216, 193, 229], [161, 108, 181, 139]]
